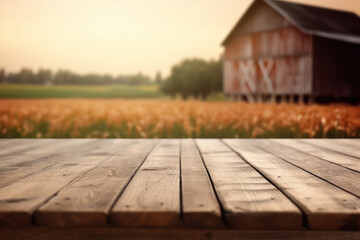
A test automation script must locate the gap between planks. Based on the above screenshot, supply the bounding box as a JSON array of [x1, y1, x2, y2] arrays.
[[196, 139, 302, 230], [35, 139, 158, 227], [224, 139, 360, 230], [0, 140, 134, 226], [255, 140, 360, 197]]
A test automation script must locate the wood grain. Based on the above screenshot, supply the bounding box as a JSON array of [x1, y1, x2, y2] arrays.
[[0, 139, 94, 169], [273, 139, 360, 172], [0, 139, 15, 144], [1, 139, 359, 231], [301, 139, 360, 159], [181, 139, 224, 228], [224, 139, 360, 230], [196, 139, 302, 230], [256, 140, 360, 197], [0, 139, 61, 156], [0, 228, 359, 240], [0, 140, 100, 188], [332, 139, 360, 148], [0, 139, 25, 149], [0, 140, 130, 227], [111, 139, 181, 228], [35, 139, 157, 227]]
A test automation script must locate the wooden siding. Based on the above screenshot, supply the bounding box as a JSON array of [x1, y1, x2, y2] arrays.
[[313, 36, 360, 99], [224, 27, 313, 97], [224, 0, 291, 44], [223, 0, 360, 102], [223, 0, 315, 100], [225, 27, 312, 60]]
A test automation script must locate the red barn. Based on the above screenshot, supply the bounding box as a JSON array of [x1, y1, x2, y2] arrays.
[[222, 0, 360, 103]]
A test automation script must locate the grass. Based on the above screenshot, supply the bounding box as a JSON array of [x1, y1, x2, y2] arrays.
[[0, 84, 164, 99], [0, 84, 225, 100], [0, 84, 224, 100]]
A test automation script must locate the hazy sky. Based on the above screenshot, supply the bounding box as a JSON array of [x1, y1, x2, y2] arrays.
[[1, 0, 360, 78]]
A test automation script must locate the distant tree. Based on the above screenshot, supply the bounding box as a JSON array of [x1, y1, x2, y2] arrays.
[[102, 74, 114, 85], [155, 71, 162, 84], [160, 58, 223, 100], [37, 69, 52, 85], [0, 69, 5, 84], [160, 76, 178, 99], [18, 68, 35, 84], [2, 68, 152, 86], [204, 59, 222, 98], [54, 70, 74, 85]]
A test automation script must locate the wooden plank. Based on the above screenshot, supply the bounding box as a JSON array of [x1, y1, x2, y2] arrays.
[[0, 139, 61, 156], [273, 139, 360, 172], [0, 139, 22, 148], [256, 140, 360, 197], [196, 139, 302, 230], [111, 139, 181, 228], [0, 140, 100, 188], [180, 139, 224, 228], [239, 61, 256, 103], [0, 228, 359, 240], [224, 139, 360, 230], [35, 139, 157, 227], [19, 139, 91, 155], [0, 140, 131, 227], [301, 139, 360, 159], [0, 139, 94, 169], [0, 139, 36, 150], [0, 154, 47, 169], [258, 59, 275, 93], [0, 139, 15, 143], [332, 139, 360, 148]]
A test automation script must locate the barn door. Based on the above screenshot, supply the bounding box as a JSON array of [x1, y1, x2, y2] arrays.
[[258, 58, 275, 102]]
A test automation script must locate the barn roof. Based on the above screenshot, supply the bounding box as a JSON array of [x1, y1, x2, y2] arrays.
[[222, 0, 360, 45]]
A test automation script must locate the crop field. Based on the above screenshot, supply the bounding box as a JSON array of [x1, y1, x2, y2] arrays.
[[0, 84, 164, 99], [0, 99, 359, 138]]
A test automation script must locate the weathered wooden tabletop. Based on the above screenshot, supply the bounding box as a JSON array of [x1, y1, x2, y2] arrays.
[[0, 139, 359, 240]]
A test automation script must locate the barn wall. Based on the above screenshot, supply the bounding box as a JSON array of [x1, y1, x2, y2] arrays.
[[223, 0, 314, 100], [223, 26, 313, 97], [226, 0, 291, 39], [224, 27, 312, 60], [313, 37, 360, 99]]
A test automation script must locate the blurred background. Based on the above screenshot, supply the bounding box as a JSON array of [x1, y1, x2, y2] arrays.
[[1, 0, 360, 138]]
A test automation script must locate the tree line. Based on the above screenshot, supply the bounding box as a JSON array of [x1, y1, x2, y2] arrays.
[[0, 57, 223, 100], [160, 58, 222, 100], [0, 68, 153, 85]]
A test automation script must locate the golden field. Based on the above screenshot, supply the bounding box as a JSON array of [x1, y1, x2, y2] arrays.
[[0, 99, 359, 138]]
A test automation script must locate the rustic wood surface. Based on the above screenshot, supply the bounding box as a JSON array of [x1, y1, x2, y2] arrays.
[[0, 139, 359, 234], [0, 228, 359, 240], [196, 139, 302, 230], [224, 139, 360, 230], [111, 139, 181, 228], [180, 139, 224, 228], [254, 140, 360, 197], [36, 139, 156, 227]]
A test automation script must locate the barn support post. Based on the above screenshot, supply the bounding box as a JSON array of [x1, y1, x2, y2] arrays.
[[299, 94, 304, 104], [270, 94, 276, 103], [226, 93, 232, 101], [257, 92, 262, 103], [309, 95, 314, 105], [290, 94, 295, 104]]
